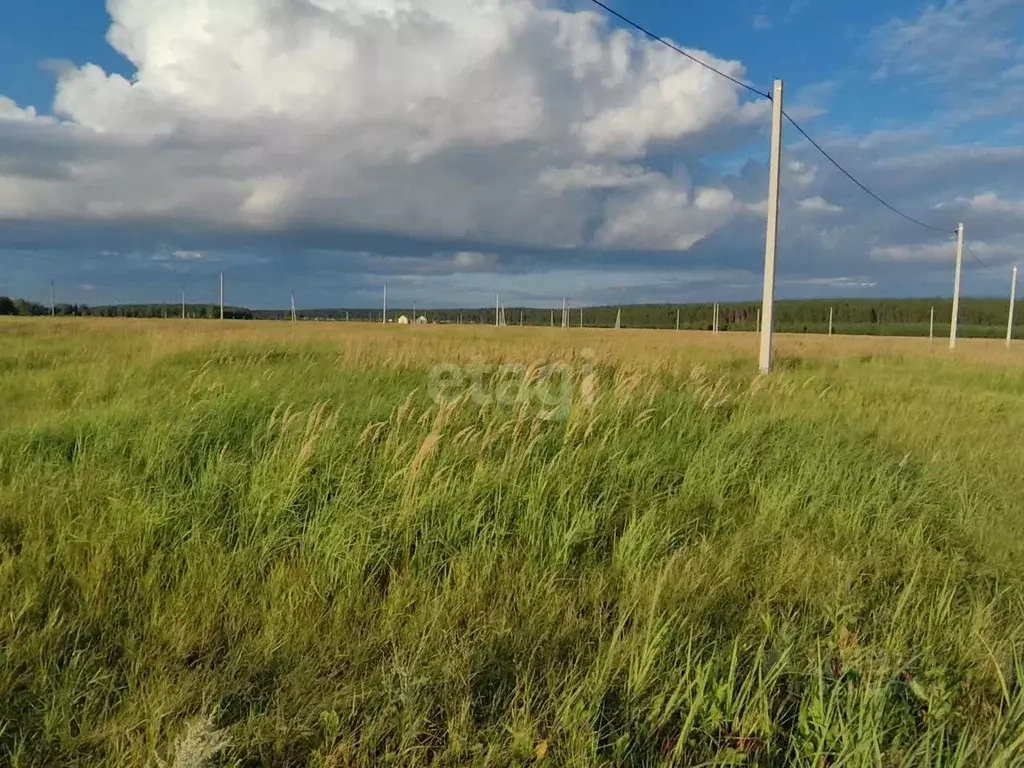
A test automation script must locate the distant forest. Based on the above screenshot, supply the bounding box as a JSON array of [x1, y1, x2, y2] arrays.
[[1, 296, 1020, 338]]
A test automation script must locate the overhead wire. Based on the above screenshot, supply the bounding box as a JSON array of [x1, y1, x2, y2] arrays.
[[583, 0, 771, 99], [963, 241, 994, 271], [781, 113, 954, 235], [584, 0, 958, 238]]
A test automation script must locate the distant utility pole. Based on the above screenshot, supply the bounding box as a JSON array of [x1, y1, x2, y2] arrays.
[[950, 222, 965, 349], [383, 284, 388, 324], [219, 271, 225, 320], [579, 307, 583, 328], [828, 307, 834, 337], [291, 292, 297, 322], [756, 308, 761, 334], [495, 293, 500, 328], [562, 298, 568, 329], [550, 309, 554, 327], [520, 310, 523, 326], [50, 280, 55, 316], [759, 79, 784, 374], [929, 307, 935, 342], [182, 287, 186, 319], [676, 309, 680, 331], [713, 303, 719, 334], [1008, 266, 1018, 348]]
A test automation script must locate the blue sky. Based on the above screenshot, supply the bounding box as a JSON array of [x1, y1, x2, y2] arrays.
[[0, 0, 1021, 309]]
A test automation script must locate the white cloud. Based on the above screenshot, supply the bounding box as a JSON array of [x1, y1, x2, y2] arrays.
[[955, 192, 1024, 216], [869, 0, 1022, 81], [797, 196, 843, 213], [783, 276, 878, 289], [0, 0, 762, 254], [870, 242, 958, 263], [596, 178, 743, 250], [752, 14, 772, 31]]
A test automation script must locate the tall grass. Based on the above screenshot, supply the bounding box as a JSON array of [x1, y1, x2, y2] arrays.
[[1, 319, 1023, 766]]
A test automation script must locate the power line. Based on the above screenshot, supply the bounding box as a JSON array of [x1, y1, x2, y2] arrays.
[[963, 240, 994, 271], [782, 112, 954, 235], [584, 0, 771, 99], [584, 0, 956, 238]]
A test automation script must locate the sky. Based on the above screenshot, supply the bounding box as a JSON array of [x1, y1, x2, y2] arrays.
[[0, 0, 1022, 309]]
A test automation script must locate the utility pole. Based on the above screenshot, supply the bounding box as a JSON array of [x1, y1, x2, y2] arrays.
[[828, 307, 834, 337], [929, 307, 935, 342], [1008, 266, 1018, 348], [182, 287, 186, 319], [520, 310, 523, 326], [219, 271, 224, 320], [495, 293, 500, 328], [550, 309, 554, 327], [950, 222, 964, 349], [713, 303, 719, 334], [756, 308, 761, 334], [579, 307, 583, 328], [759, 79, 784, 374], [291, 292, 297, 322], [383, 284, 387, 324], [676, 309, 680, 331], [50, 280, 55, 316]]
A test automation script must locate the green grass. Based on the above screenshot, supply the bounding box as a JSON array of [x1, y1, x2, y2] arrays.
[[1, 320, 1024, 767]]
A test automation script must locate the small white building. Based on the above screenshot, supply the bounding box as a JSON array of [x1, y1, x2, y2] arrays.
[[396, 315, 409, 325], [416, 316, 428, 325]]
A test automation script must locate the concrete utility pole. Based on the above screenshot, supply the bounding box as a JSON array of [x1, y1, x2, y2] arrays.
[[550, 309, 554, 327], [579, 307, 583, 328], [828, 307, 834, 337], [759, 79, 784, 374], [50, 280, 55, 316], [495, 293, 500, 328], [713, 303, 720, 334], [756, 308, 761, 334], [1008, 266, 1018, 348], [383, 284, 388, 324], [929, 307, 935, 342], [291, 292, 297, 322], [219, 271, 225, 320], [676, 309, 680, 331], [950, 223, 964, 349]]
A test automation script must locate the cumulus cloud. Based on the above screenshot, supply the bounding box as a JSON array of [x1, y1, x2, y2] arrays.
[[0, 0, 764, 254]]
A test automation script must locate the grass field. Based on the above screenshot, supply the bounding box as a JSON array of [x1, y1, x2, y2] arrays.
[[2, 319, 1024, 767]]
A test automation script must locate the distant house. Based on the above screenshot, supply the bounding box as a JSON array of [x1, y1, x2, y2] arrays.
[[397, 315, 410, 325], [416, 316, 428, 324]]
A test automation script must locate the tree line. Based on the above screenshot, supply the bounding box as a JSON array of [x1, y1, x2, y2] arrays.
[[0, 299, 252, 319], [1, 296, 1019, 337]]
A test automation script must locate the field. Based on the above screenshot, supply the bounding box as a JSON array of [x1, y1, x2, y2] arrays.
[[2, 318, 1024, 767]]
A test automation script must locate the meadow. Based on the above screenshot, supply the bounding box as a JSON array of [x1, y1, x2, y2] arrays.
[[1, 318, 1024, 767]]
